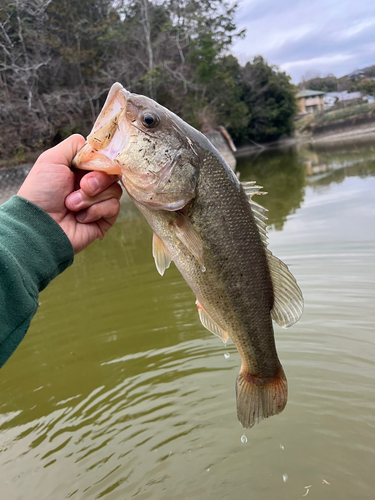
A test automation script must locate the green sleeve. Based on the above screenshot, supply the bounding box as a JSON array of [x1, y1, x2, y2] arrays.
[[0, 196, 74, 367]]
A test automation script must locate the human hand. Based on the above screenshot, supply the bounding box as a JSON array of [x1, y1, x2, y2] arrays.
[[18, 134, 122, 254]]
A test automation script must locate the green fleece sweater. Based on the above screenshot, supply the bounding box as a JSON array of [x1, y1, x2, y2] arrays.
[[0, 196, 74, 367]]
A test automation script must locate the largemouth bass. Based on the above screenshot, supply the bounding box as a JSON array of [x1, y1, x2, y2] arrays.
[[73, 83, 303, 428]]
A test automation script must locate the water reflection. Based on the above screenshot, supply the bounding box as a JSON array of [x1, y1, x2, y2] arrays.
[[236, 141, 375, 229], [298, 142, 375, 185], [237, 147, 305, 230]]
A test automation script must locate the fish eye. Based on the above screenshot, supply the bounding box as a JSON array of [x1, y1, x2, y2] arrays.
[[141, 112, 160, 129]]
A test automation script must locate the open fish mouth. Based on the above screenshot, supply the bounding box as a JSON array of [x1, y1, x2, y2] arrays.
[[73, 82, 198, 211], [72, 83, 131, 175]]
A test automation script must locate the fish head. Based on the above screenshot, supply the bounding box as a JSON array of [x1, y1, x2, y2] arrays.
[[73, 82, 200, 210]]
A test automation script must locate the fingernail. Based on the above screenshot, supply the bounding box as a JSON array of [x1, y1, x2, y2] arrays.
[[88, 176, 100, 192], [68, 192, 82, 207], [77, 210, 87, 222]]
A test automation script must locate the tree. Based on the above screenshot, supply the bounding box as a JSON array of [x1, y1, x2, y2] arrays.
[[299, 74, 338, 92], [0, 0, 297, 159], [236, 56, 297, 143], [0, 0, 120, 156]]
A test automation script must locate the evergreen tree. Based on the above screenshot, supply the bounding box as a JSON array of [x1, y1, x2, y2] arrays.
[[237, 56, 297, 143]]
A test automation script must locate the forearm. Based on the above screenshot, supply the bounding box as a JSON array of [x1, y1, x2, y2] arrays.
[[0, 196, 74, 367]]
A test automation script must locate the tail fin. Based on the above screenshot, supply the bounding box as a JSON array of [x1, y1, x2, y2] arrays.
[[236, 367, 287, 428]]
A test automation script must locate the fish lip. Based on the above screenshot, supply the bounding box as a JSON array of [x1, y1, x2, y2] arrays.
[[71, 142, 122, 174], [73, 82, 131, 173]]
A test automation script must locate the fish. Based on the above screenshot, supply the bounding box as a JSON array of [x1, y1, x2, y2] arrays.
[[73, 82, 303, 428]]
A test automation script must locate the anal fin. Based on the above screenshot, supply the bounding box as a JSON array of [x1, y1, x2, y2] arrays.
[[152, 233, 172, 276], [196, 299, 229, 343]]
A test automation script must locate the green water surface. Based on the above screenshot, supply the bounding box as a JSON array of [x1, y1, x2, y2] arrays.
[[1, 141, 375, 499]]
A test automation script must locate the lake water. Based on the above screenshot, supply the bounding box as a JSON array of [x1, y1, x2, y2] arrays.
[[1, 141, 375, 499]]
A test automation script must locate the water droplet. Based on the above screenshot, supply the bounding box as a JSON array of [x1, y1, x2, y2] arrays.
[[241, 434, 247, 444], [224, 353, 230, 359], [280, 444, 284, 450], [282, 474, 288, 482], [201, 265, 206, 272]]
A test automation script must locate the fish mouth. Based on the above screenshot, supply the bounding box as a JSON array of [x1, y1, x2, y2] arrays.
[[72, 82, 131, 175]]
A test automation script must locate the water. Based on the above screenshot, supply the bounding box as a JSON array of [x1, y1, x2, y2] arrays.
[[1, 141, 375, 499]]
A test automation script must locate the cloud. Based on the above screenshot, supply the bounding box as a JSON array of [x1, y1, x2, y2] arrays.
[[280, 54, 352, 73], [232, 0, 375, 82]]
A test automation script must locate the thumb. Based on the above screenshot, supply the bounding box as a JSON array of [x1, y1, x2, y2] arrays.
[[38, 134, 86, 168]]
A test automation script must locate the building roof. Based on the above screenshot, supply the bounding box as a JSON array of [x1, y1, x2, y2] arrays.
[[347, 70, 365, 80], [296, 89, 325, 98], [326, 91, 362, 101]]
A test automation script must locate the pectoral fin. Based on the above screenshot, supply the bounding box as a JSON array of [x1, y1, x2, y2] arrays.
[[152, 233, 172, 276], [196, 299, 229, 343]]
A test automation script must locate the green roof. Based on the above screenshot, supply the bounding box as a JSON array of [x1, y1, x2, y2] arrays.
[[296, 89, 325, 98]]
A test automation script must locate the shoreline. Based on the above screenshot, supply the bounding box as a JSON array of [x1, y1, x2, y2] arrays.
[[2, 122, 375, 170], [235, 123, 375, 157]]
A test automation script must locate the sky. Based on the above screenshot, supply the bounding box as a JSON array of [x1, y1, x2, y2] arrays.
[[232, 0, 375, 83]]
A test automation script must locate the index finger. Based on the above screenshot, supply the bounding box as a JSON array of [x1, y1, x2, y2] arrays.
[[80, 171, 120, 197]]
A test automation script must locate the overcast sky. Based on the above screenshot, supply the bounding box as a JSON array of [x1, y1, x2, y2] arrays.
[[232, 0, 375, 82]]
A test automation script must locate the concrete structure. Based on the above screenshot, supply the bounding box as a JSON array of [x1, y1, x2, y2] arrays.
[[296, 89, 325, 115], [201, 124, 237, 171], [324, 94, 338, 109]]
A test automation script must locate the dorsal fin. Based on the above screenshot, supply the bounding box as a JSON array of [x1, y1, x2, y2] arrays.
[[241, 181, 304, 328]]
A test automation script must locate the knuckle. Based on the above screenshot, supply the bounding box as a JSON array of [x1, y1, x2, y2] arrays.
[[113, 183, 123, 198]]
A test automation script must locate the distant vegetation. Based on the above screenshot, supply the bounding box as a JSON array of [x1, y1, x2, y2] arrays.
[[299, 66, 375, 97], [0, 0, 297, 161]]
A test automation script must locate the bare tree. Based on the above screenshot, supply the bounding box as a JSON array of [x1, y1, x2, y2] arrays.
[[139, 0, 154, 99]]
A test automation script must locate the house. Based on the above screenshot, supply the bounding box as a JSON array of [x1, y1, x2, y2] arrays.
[[296, 89, 325, 115], [347, 69, 365, 81], [325, 91, 366, 107]]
